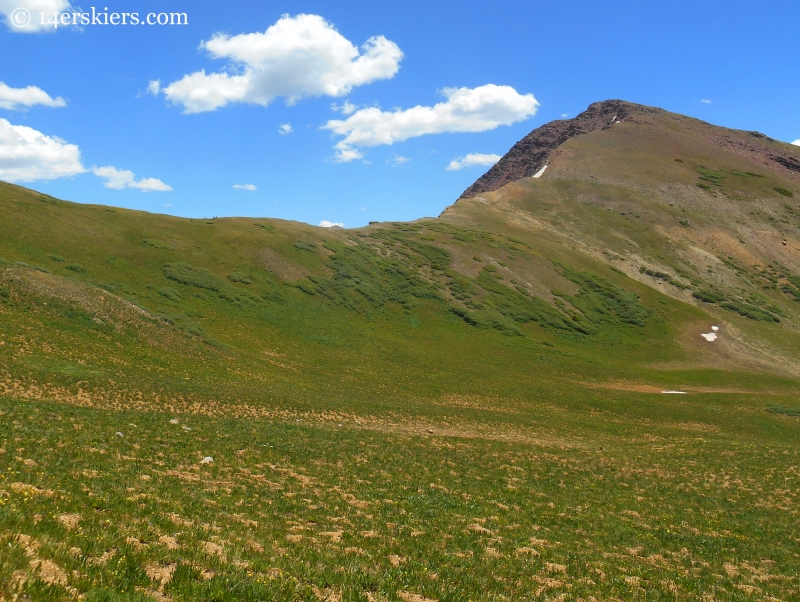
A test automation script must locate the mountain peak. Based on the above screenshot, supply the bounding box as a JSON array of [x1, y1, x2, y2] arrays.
[[459, 99, 663, 199]]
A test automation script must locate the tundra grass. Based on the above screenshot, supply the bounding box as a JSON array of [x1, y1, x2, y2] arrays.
[[1, 389, 798, 601]]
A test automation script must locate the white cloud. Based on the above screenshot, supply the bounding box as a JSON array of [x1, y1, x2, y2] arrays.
[[446, 153, 502, 171], [0, 118, 170, 191], [792, 140, 800, 146], [332, 100, 359, 115], [146, 80, 161, 96], [561, 113, 569, 118], [323, 84, 538, 162], [388, 154, 410, 167], [278, 123, 292, 135], [700, 99, 712, 104], [331, 147, 363, 163], [0, 0, 73, 33], [319, 220, 344, 228], [161, 14, 402, 114], [92, 166, 172, 192], [0, 82, 66, 110], [233, 183, 257, 191], [0, 118, 84, 181]]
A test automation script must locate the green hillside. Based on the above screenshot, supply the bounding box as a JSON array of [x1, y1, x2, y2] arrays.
[[2, 102, 799, 601]]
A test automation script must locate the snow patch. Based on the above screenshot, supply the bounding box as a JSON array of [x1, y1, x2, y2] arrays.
[[701, 332, 717, 342], [662, 390, 687, 394], [532, 164, 548, 178]]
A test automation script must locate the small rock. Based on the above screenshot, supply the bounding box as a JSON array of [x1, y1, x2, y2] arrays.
[[200, 456, 214, 465], [115, 432, 124, 438], [169, 419, 179, 425]]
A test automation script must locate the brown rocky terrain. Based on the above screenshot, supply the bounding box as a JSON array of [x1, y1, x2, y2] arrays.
[[460, 100, 800, 199]]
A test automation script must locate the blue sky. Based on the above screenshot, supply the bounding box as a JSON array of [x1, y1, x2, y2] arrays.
[[1, 0, 799, 228]]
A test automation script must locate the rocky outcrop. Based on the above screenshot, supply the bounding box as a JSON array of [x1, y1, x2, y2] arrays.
[[459, 100, 663, 199]]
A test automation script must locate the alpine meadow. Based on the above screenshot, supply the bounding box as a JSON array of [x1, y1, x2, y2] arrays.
[[1, 100, 799, 601]]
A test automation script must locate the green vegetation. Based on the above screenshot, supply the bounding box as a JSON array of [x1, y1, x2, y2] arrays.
[[227, 272, 252, 285], [2, 106, 800, 600], [774, 186, 794, 197], [163, 263, 228, 292], [2, 388, 799, 601], [692, 287, 783, 322], [696, 167, 725, 187], [766, 404, 800, 417], [143, 239, 173, 250]]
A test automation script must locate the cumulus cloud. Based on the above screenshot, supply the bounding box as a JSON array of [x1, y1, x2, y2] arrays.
[[233, 183, 257, 191], [92, 166, 172, 192], [0, 0, 73, 33], [388, 154, 410, 167], [700, 99, 712, 104], [323, 84, 538, 162], [332, 100, 359, 115], [146, 80, 161, 96], [161, 14, 403, 114], [319, 220, 344, 228], [0, 117, 170, 191], [0, 82, 66, 110], [792, 140, 800, 146], [446, 153, 502, 171], [0, 118, 84, 181], [278, 123, 292, 135]]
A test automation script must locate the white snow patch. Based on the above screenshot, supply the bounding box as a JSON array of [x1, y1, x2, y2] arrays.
[[711, 326, 719, 331], [532, 164, 548, 178], [662, 390, 687, 394], [701, 332, 717, 342]]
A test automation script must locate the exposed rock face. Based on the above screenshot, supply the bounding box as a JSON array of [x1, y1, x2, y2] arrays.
[[459, 100, 661, 199]]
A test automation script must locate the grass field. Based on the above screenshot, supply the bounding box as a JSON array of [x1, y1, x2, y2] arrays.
[[2, 383, 798, 601]]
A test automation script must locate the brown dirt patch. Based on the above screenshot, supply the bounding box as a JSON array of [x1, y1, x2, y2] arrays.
[[29, 559, 68, 586], [57, 513, 82, 530]]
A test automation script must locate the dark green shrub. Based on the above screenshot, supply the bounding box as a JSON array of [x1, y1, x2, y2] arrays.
[[158, 288, 180, 301], [693, 289, 726, 303], [142, 238, 173, 249], [720, 302, 780, 322], [227, 272, 252, 284], [767, 405, 800, 417], [294, 241, 316, 252], [163, 263, 225, 291], [774, 187, 794, 197]]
